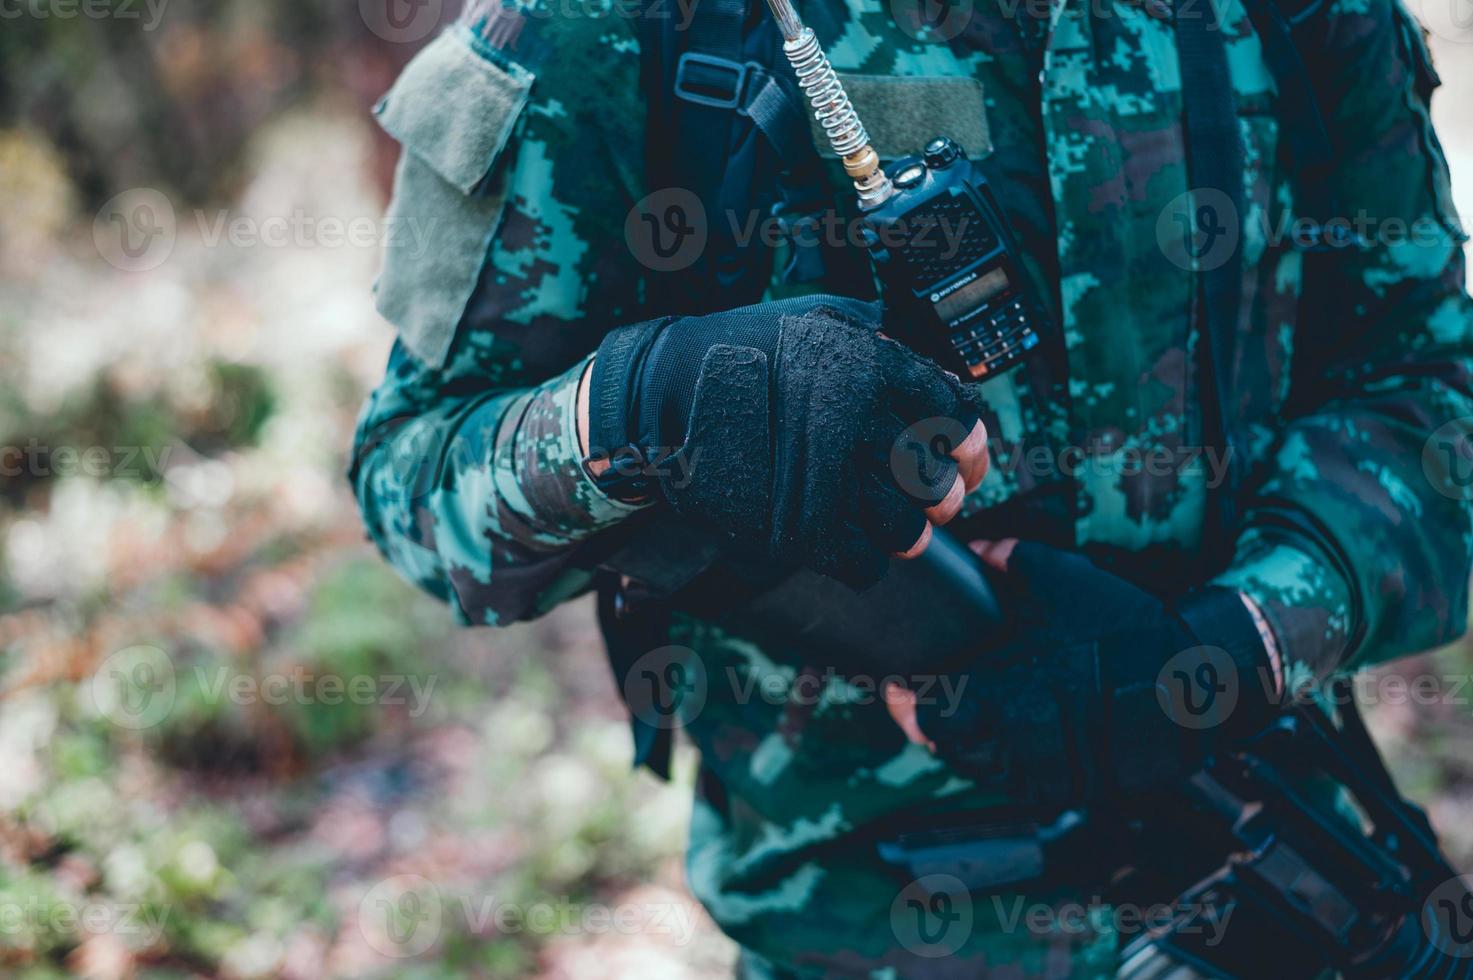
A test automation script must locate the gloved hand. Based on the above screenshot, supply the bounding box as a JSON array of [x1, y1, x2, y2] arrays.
[[890, 540, 1284, 806], [585, 296, 987, 588]]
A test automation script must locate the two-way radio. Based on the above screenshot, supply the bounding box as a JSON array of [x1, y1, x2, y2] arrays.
[[765, 0, 1047, 379]]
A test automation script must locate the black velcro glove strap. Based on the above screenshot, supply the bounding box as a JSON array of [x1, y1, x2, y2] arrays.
[[1175, 585, 1280, 739], [587, 317, 671, 461]]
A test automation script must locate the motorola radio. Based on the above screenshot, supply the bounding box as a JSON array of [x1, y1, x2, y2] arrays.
[[764, 0, 1048, 380]]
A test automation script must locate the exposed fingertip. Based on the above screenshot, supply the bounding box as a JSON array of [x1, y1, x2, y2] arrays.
[[895, 522, 933, 559], [925, 475, 966, 526]]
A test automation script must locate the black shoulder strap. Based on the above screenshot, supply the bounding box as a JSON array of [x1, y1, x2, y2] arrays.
[[1176, 0, 1247, 561], [1239, 0, 1339, 232], [1182, 0, 1344, 562], [634, 0, 826, 315], [1240, 0, 1363, 424]]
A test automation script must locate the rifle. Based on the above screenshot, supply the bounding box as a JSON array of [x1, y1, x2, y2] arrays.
[[1114, 678, 1473, 979]]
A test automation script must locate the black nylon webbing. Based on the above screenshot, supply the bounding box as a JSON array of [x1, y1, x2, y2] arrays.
[[1237, 0, 1345, 417], [1176, 0, 1245, 561]]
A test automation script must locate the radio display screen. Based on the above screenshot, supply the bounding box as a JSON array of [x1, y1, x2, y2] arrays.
[[933, 267, 1010, 324]]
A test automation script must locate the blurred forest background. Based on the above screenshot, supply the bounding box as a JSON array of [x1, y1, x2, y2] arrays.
[[1, 0, 1472, 977]]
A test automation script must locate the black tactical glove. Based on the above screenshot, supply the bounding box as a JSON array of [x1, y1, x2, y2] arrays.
[[586, 296, 982, 588], [914, 542, 1280, 806]]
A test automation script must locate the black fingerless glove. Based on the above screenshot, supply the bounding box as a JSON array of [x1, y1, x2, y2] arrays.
[[586, 296, 983, 588]]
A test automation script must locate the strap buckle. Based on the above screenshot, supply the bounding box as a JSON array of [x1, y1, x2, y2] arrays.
[[674, 52, 761, 110]]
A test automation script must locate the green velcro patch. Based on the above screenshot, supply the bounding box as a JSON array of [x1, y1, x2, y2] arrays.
[[374, 27, 534, 194], [808, 74, 991, 162], [371, 28, 536, 367]]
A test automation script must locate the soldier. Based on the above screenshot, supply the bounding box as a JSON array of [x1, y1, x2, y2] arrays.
[[350, 0, 1473, 972]]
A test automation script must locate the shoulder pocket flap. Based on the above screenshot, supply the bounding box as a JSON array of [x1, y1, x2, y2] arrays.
[[813, 75, 990, 162], [374, 28, 535, 195]]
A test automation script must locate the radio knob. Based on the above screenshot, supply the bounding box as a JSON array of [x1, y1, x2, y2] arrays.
[[894, 164, 927, 188], [923, 136, 961, 169]]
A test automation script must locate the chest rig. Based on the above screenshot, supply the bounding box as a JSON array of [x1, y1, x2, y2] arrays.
[[605, 0, 1341, 776]]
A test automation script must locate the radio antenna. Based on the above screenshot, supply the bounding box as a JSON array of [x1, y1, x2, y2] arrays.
[[762, 0, 895, 207]]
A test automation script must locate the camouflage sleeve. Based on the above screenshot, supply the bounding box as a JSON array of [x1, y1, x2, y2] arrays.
[[352, 347, 644, 627], [1215, 0, 1473, 682], [350, 5, 649, 626]]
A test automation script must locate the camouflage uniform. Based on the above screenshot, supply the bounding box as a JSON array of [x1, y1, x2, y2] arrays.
[[351, 0, 1473, 972]]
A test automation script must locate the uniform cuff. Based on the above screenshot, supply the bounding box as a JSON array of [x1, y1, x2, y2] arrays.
[[488, 355, 647, 545], [1211, 532, 1355, 687]]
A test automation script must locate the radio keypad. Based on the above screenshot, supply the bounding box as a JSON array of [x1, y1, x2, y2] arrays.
[[951, 297, 1040, 378]]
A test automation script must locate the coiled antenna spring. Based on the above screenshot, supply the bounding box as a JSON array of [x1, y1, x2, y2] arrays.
[[771, 17, 894, 207]]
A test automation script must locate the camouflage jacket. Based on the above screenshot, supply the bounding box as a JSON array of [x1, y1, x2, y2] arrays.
[[351, 0, 1473, 972]]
